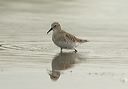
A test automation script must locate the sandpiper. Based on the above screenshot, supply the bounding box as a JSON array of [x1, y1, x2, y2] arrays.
[[47, 22, 88, 52]]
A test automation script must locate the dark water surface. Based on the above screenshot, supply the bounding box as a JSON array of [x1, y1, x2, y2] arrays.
[[0, 0, 128, 89]]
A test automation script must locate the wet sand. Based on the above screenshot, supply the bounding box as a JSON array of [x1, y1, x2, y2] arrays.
[[0, 0, 128, 89]]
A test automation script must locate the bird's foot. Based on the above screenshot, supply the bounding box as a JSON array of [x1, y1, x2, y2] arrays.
[[74, 49, 78, 53]]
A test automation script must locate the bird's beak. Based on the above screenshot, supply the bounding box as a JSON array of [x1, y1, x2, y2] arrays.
[[47, 28, 53, 34]]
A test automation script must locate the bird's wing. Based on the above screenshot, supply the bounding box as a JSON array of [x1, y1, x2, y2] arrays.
[[64, 31, 88, 43], [64, 32, 77, 43]]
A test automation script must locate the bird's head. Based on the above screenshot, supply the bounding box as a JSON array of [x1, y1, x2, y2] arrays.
[[47, 22, 61, 34]]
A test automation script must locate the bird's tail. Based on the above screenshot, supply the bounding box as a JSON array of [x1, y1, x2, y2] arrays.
[[78, 39, 89, 43]]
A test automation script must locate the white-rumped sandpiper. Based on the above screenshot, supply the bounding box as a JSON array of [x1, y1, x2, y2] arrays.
[[47, 22, 88, 52]]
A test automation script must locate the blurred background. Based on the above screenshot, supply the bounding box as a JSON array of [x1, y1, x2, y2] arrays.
[[0, 0, 128, 42]]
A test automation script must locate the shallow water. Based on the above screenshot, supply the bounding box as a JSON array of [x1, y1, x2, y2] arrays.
[[0, 0, 128, 89]]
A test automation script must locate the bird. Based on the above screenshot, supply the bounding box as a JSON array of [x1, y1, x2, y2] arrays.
[[47, 22, 88, 52]]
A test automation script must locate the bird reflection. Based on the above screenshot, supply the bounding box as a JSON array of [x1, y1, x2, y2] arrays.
[[49, 52, 81, 81]]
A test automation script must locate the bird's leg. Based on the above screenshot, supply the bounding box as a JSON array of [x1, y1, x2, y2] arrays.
[[74, 49, 78, 53], [60, 48, 63, 53]]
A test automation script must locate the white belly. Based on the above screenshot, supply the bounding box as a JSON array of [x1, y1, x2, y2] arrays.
[[52, 38, 76, 49]]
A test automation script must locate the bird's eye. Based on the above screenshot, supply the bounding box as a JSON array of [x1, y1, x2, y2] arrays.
[[54, 25, 56, 27]]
